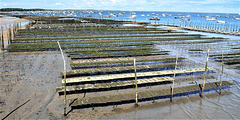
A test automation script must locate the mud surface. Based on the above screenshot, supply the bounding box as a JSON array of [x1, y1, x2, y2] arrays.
[[0, 51, 70, 119]]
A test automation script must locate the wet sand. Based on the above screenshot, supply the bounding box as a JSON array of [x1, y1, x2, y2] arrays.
[[0, 52, 71, 119]]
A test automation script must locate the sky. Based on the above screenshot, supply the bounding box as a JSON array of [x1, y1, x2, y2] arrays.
[[1, 0, 239, 13]]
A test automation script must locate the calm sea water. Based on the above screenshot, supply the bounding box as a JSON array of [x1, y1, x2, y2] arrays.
[[12, 10, 240, 31]]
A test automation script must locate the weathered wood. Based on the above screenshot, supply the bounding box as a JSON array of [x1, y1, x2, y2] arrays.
[[57, 41, 67, 116], [56, 77, 174, 94], [65, 63, 180, 77], [219, 50, 224, 94], [134, 58, 138, 106], [70, 57, 183, 68], [68, 81, 233, 108], [62, 67, 216, 84], [1, 29, 4, 49], [171, 54, 178, 102], [201, 48, 210, 97]]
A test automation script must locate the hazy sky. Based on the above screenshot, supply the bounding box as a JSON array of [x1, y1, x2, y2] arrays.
[[1, 0, 239, 13]]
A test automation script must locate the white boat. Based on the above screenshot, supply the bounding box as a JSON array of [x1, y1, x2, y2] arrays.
[[110, 13, 118, 17], [217, 20, 226, 23], [162, 14, 166, 17], [235, 18, 240, 20], [149, 16, 160, 20], [141, 14, 145, 16], [112, 14, 118, 17], [206, 17, 216, 21], [182, 18, 190, 21], [127, 15, 137, 19]]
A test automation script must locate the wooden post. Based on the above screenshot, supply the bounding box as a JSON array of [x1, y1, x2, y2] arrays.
[[7, 31, 10, 45], [9, 28, 12, 44], [1, 33, 3, 50], [57, 41, 67, 116], [219, 50, 224, 94], [170, 55, 178, 102], [134, 58, 138, 107], [200, 48, 210, 97], [1, 29, 4, 50]]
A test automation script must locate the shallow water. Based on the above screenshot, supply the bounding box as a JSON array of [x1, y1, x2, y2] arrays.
[[98, 86, 239, 119]]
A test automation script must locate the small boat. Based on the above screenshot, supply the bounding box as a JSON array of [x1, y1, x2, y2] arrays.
[[127, 15, 137, 19], [141, 14, 145, 16], [186, 14, 191, 17], [174, 16, 183, 19], [206, 17, 216, 21], [162, 14, 166, 17], [113, 14, 118, 17], [86, 15, 92, 17], [182, 18, 190, 21], [198, 15, 205, 17], [149, 16, 160, 20], [111, 13, 118, 17], [235, 18, 240, 20], [217, 20, 226, 23], [104, 15, 111, 18]]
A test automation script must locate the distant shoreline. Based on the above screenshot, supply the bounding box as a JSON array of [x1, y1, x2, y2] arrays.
[[0, 8, 238, 14]]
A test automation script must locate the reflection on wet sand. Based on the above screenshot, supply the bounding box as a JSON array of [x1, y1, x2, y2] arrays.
[[97, 87, 238, 119]]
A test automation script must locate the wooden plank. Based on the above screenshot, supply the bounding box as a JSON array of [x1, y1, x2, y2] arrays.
[[69, 81, 233, 107], [57, 77, 174, 94], [63, 67, 216, 84]]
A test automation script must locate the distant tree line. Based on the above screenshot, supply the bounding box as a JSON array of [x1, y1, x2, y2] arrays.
[[0, 8, 48, 11]]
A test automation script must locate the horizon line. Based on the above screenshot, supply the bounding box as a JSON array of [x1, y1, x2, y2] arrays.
[[1, 7, 238, 14]]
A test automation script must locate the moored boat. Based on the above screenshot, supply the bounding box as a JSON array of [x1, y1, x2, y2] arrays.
[[127, 15, 137, 19], [217, 20, 226, 23], [206, 17, 216, 21], [174, 16, 183, 19], [104, 15, 111, 18], [149, 16, 160, 20], [182, 18, 190, 21]]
